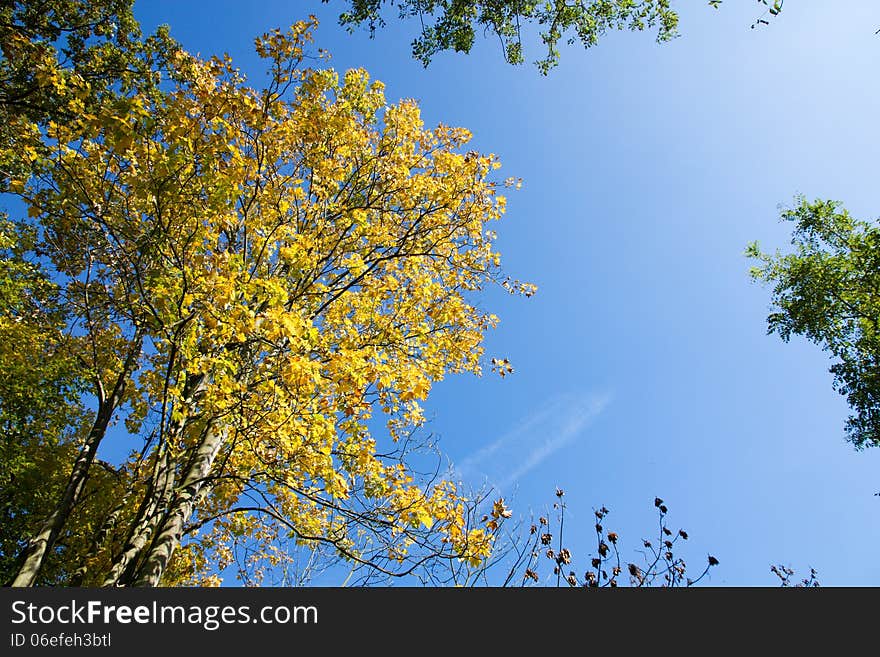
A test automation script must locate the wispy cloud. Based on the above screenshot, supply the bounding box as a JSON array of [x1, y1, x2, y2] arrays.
[[455, 391, 612, 490]]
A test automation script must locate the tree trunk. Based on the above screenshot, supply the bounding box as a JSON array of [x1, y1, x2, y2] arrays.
[[133, 421, 225, 586], [102, 371, 207, 587], [11, 401, 113, 586], [102, 443, 175, 586], [10, 333, 141, 587]]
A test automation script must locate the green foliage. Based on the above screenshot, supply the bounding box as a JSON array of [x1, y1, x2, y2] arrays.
[[749, 0, 784, 29], [0, 0, 176, 189], [331, 0, 682, 73], [0, 217, 100, 584], [0, 0, 179, 585], [748, 197, 880, 449], [330, 1, 789, 72], [710, 1, 784, 29]]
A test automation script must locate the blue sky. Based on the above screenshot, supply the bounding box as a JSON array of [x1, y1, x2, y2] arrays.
[[132, 1, 880, 585]]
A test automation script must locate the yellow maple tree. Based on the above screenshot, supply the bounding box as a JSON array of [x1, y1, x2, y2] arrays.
[[8, 17, 529, 586]]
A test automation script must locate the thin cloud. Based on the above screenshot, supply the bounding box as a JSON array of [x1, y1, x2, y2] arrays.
[[455, 391, 612, 490]]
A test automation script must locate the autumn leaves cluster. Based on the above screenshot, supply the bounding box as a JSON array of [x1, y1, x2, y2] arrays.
[[2, 9, 526, 585]]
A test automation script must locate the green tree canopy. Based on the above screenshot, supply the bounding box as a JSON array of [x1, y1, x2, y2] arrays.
[[0, 0, 177, 188], [748, 197, 880, 449], [331, 0, 680, 74], [329, 1, 785, 73]]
